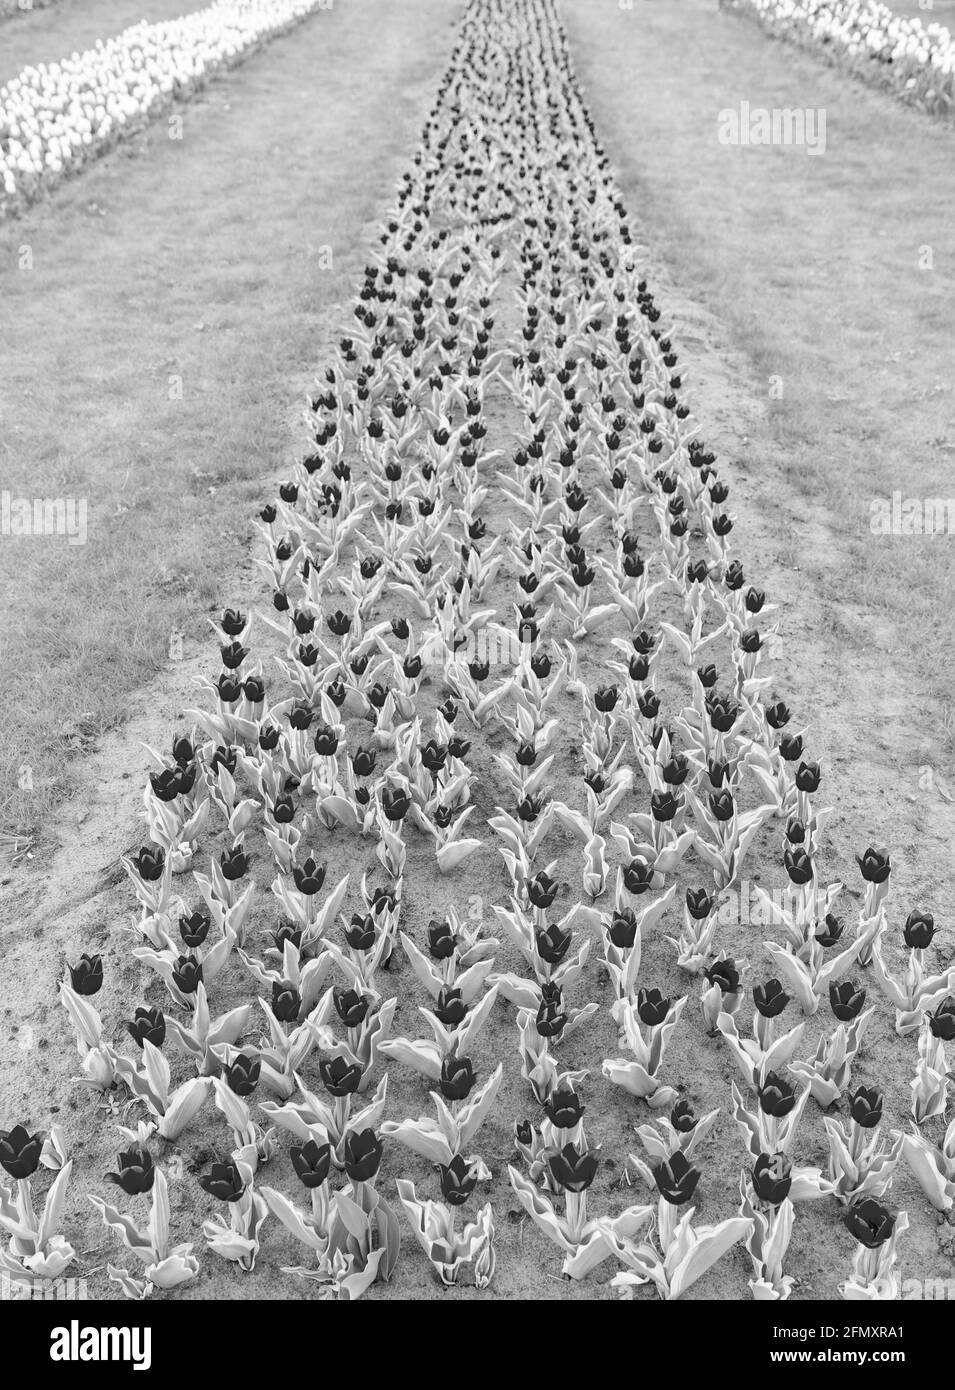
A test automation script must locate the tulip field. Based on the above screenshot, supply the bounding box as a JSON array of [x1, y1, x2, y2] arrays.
[[1, 0, 953, 1328]]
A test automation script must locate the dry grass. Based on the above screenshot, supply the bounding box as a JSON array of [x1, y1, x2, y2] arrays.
[[0, 0, 462, 841]]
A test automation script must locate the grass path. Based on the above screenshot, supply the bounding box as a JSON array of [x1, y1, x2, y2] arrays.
[[0, 0, 462, 846]]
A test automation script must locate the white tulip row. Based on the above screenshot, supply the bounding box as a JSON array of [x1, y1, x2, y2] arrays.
[[731, 0, 955, 108], [0, 0, 331, 210]]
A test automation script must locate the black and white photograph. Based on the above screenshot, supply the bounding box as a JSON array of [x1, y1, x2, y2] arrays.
[[0, 0, 952, 1357]]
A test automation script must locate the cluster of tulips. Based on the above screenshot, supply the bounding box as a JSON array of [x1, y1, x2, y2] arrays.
[[17, 0, 953, 1301], [0, 0, 330, 210], [728, 0, 955, 113]]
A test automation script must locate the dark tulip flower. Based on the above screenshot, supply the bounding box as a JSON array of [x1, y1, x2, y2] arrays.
[[705, 958, 741, 994], [844, 1199, 895, 1249], [623, 857, 655, 895], [223, 1054, 260, 1097], [707, 758, 730, 789], [857, 847, 891, 884], [517, 794, 544, 822], [334, 988, 370, 1029], [391, 618, 410, 640], [314, 724, 339, 756], [288, 700, 314, 731], [638, 689, 660, 719], [381, 786, 411, 822], [752, 1152, 792, 1206], [549, 1143, 599, 1193], [653, 1151, 700, 1205], [709, 789, 735, 822], [171, 734, 194, 766], [434, 987, 467, 1027], [199, 1161, 245, 1203], [759, 1072, 797, 1118], [848, 1085, 883, 1130], [68, 954, 103, 996], [696, 663, 718, 689], [106, 1146, 156, 1196], [544, 1087, 585, 1129], [795, 762, 821, 794], [327, 610, 352, 637], [637, 988, 670, 1026], [705, 694, 739, 733], [528, 870, 559, 909], [220, 846, 249, 881], [439, 1054, 476, 1102], [903, 910, 935, 950], [440, 1154, 479, 1207], [779, 734, 803, 762], [217, 673, 242, 703], [270, 793, 295, 825], [133, 846, 165, 882], [179, 910, 211, 949], [125, 1006, 165, 1049], [536, 983, 567, 1038], [608, 908, 638, 950], [271, 922, 302, 952], [516, 740, 537, 767], [259, 724, 280, 752], [150, 766, 188, 802], [427, 919, 457, 960], [221, 609, 246, 637], [536, 922, 572, 965], [243, 675, 265, 704], [651, 789, 682, 823], [686, 888, 714, 920], [290, 1139, 332, 1189], [343, 1128, 383, 1183], [172, 955, 202, 995], [785, 818, 806, 846], [352, 746, 377, 778], [515, 1120, 534, 1147], [929, 997, 955, 1042], [662, 754, 689, 786], [220, 641, 247, 671], [320, 1055, 363, 1097], [271, 981, 301, 1023], [671, 1100, 697, 1133], [753, 979, 789, 1019], [0, 1125, 43, 1179], [594, 685, 618, 712], [816, 914, 844, 948], [830, 981, 866, 1022], [784, 847, 814, 885], [765, 701, 791, 730], [293, 857, 326, 896]]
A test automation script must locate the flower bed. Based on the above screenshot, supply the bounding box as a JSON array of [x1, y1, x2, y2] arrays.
[[4, 0, 951, 1303], [0, 0, 331, 213], [725, 0, 955, 115]]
